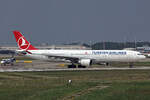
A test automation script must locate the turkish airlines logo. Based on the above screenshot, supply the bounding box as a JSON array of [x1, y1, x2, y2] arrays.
[[18, 37, 30, 50]]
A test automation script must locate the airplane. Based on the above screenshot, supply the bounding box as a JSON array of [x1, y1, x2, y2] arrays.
[[13, 31, 146, 68]]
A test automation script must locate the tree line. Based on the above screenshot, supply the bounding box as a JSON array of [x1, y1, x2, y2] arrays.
[[82, 42, 150, 50]]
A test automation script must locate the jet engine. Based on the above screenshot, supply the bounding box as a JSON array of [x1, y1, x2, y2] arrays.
[[78, 59, 92, 66]]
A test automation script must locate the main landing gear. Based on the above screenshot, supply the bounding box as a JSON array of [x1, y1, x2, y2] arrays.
[[68, 64, 76, 68], [67, 64, 86, 68], [78, 65, 86, 68]]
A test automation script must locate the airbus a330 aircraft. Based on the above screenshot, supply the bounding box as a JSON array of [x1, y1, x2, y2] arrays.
[[13, 31, 146, 68]]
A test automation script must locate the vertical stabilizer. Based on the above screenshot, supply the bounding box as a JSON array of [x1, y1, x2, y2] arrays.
[[13, 31, 38, 50]]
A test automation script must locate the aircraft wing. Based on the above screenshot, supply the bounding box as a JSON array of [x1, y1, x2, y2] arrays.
[[16, 50, 79, 61], [44, 54, 79, 63]]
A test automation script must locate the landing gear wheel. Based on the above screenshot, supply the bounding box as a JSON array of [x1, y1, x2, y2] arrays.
[[106, 62, 109, 66], [78, 65, 86, 68], [129, 62, 133, 68], [68, 64, 76, 68]]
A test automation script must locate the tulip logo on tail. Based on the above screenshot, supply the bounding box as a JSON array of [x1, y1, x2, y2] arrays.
[[18, 37, 30, 50]]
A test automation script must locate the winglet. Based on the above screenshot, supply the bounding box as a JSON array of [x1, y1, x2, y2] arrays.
[[13, 31, 38, 50]]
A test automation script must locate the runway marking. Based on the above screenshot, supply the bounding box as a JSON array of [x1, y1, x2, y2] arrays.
[[16, 60, 32, 63]]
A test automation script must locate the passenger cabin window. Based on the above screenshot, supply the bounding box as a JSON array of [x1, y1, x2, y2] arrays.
[[137, 53, 143, 55]]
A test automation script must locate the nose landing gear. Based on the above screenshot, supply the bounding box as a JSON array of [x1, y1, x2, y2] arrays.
[[129, 62, 133, 68]]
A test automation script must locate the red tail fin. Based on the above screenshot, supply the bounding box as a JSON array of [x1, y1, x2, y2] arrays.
[[13, 31, 38, 50]]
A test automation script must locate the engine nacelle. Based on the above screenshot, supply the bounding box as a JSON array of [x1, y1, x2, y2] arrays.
[[78, 59, 92, 66]]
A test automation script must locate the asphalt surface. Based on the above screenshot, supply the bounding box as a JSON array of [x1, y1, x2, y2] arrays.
[[1, 67, 150, 72], [0, 60, 150, 72], [1, 58, 150, 72]]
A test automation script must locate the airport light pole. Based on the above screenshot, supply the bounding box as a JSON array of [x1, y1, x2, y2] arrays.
[[103, 41, 105, 50], [134, 37, 137, 50]]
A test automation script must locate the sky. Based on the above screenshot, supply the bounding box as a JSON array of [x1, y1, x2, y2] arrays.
[[0, 0, 150, 45]]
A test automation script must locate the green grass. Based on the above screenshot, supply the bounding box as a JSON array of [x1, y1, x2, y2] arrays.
[[0, 70, 150, 100], [76, 82, 150, 100]]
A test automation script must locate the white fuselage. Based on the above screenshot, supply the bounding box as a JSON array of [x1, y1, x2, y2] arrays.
[[24, 50, 146, 62]]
